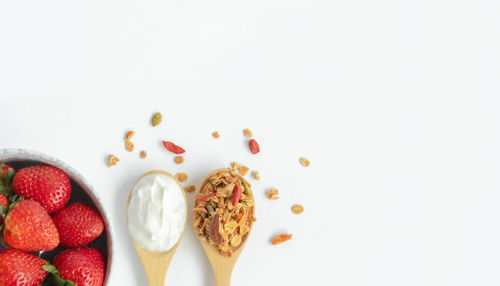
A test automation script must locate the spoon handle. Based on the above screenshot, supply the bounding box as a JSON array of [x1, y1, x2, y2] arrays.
[[215, 271, 232, 286], [213, 263, 234, 286], [133, 243, 175, 286]]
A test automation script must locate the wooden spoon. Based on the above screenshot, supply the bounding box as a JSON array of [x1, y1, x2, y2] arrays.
[[127, 170, 187, 286], [194, 168, 255, 286]]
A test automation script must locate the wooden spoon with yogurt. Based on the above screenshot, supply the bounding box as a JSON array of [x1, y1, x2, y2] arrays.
[[127, 170, 187, 286], [194, 168, 255, 286]]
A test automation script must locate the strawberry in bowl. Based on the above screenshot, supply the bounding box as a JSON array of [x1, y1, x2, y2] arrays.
[[0, 148, 113, 286]]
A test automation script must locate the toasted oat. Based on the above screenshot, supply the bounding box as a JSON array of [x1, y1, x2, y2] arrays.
[[125, 140, 134, 152], [231, 162, 240, 170], [152, 112, 162, 126], [107, 155, 119, 167], [299, 157, 310, 167], [125, 131, 135, 141], [243, 128, 253, 137], [292, 204, 304, 214], [185, 185, 196, 193], [266, 189, 279, 200], [176, 172, 188, 182], [251, 171, 260, 180], [140, 150, 147, 158], [212, 131, 220, 138], [174, 156, 184, 164], [271, 234, 292, 245], [238, 165, 249, 176]]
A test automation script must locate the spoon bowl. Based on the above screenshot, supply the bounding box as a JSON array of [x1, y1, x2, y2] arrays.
[[126, 170, 187, 286], [194, 168, 255, 286]]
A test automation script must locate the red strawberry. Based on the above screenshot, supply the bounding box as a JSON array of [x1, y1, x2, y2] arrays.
[[0, 248, 49, 286], [3, 199, 60, 252], [0, 194, 7, 227], [13, 165, 71, 213], [53, 203, 104, 248], [53, 248, 105, 286], [0, 163, 15, 198]]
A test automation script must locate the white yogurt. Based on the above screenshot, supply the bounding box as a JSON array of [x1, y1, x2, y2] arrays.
[[127, 172, 186, 252]]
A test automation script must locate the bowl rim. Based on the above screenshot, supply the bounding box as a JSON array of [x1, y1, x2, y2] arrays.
[[0, 148, 114, 285]]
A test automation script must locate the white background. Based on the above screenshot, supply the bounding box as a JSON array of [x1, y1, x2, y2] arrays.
[[0, 0, 499, 285]]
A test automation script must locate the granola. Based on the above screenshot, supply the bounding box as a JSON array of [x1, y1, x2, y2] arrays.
[[176, 172, 188, 182], [291, 204, 304, 214], [243, 128, 253, 137], [299, 157, 310, 167], [184, 185, 196, 193], [266, 188, 279, 200], [108, 155, 119, 167], [193, 169, 255, 257], [174, 156, 184, 164]]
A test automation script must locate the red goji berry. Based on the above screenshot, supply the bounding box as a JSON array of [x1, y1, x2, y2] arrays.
[[162, 141, 186, 154], [231, 184, 242, 206], [196, 193, 216, 203], [248, 139, 260, 154]]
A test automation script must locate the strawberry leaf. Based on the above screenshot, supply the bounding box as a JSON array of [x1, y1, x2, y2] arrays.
[[0, 205, 6, 215], [42, 265, 77, 286]]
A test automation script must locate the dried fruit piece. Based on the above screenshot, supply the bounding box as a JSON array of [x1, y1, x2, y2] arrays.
[[185, 185, 196, 193], [125, 131, 135, 141], [299, 157, 310, 167], [196, 193, 216, 203], [243, 128, 253, 137], [266, 189, 279, 200], [209, 214, 225, 244], [271, 234, 292, 245], [152, 112, 162, 126], [231, 184, 242, 206], [248, 139, 260, 154], [140, 151, 147, 158], [252, 171, 260, 180], [212, 131, 220, 138], [107, 155, 119, 167], [174, 156, 184, 164], [162, 141, 185, 154], [238, 166, 249, 176], [125, 140, 134, 152], [176, 172, 188, 182], [292, 204, 304, 214]]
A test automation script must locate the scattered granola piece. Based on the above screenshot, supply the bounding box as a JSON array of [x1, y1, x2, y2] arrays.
[[266, 189, 279, 200], [125, 131, 135, 141], [299, 157, 310, 167], [152, 112, 162, 126], [243, 128, 253, 137], [238, 165, 249, 176], [140, 150, 147, 158], [271, 234, 292, 245], [212, 131, 220, 138], [176, 172, 188, 182], [185, 185, 196, 193], [251, 171, 260, 180], [107, 155, 119, 167], [125, 140, 134, 152], [292, 204, 304, 214], [230, 162, 240, 170], [174, 156, 184, 164]]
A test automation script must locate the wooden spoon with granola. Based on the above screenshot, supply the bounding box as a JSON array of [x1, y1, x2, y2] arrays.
[[193, 168, 256, 286]]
